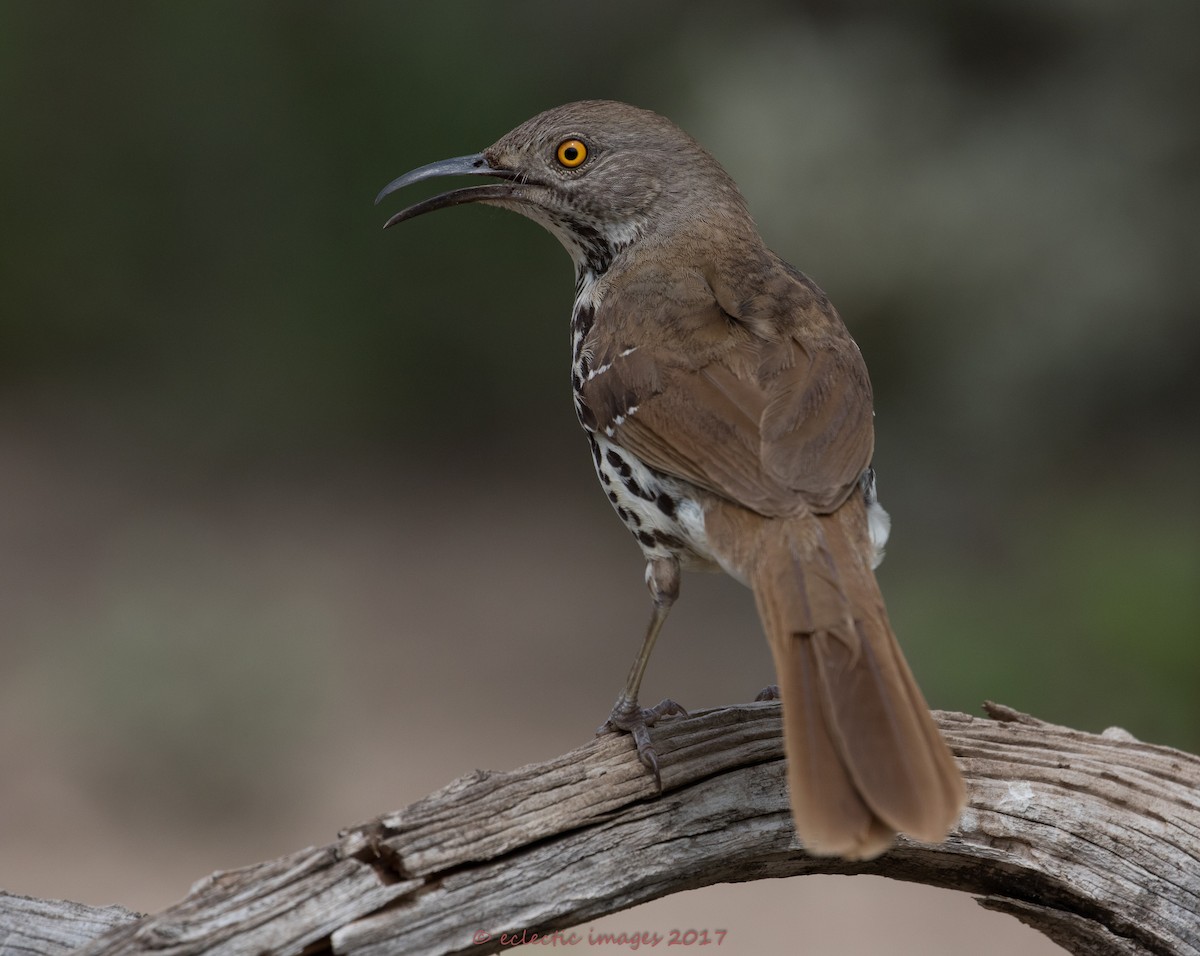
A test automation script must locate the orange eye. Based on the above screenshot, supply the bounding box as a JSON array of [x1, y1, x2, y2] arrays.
[[556, 139, 588, 168]]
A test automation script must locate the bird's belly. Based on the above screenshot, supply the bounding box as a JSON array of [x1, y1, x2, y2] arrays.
[[587, 433, 717, 571]]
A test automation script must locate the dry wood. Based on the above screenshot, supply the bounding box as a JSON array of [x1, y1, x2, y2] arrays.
[[0, 895, 141, 956], [2, 702, 1197, 956]]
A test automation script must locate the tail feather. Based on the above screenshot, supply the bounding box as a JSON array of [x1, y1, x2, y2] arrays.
[[708, 494, 965, 859]]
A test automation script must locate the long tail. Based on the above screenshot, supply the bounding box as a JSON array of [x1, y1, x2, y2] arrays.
[[707, 494, 965, 859]]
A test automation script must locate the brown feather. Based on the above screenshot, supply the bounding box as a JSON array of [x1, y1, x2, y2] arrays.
[[705, 493, 965, 858], [581, 253, 875, 518], [381, 99, 967, 859], [577, 241, 964, 854]]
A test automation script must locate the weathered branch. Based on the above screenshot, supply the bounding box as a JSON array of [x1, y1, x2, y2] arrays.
[[3, 703, 1198, 956], [0, 896, 141, 956]]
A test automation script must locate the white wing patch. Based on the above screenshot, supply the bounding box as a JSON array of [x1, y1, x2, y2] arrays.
[[860, 467, 891, 569]]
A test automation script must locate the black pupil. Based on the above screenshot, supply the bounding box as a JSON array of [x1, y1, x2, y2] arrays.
[[564, 146, 578, 162]]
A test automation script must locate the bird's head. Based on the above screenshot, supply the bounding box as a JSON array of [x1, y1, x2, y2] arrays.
[[376, 100, 752, 276]]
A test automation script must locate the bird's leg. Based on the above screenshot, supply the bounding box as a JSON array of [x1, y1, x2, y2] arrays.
[[598, 557, 687, 789]]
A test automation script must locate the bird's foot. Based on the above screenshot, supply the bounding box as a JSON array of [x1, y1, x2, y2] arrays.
[[754, 684, 781, 702], [597, 696, 688, 790]]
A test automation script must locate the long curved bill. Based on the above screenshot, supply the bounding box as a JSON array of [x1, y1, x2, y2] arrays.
[[374, 152, 517, 229]]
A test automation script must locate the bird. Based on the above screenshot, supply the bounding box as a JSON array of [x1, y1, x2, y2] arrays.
[[375, 100, 965, 859]]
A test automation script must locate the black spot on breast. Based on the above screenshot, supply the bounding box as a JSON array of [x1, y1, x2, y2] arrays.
[[622, 474, 653, 501], [605, 449, 632, 478], [655, 492, 677, 518], [607, 490, 619, 504], [588, 435, 602, 468], [653, 531, 686, 551], [636, 530, 656, 548]]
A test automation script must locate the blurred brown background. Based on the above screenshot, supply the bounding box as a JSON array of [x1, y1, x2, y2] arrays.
[[2, 2, 1197, 953]]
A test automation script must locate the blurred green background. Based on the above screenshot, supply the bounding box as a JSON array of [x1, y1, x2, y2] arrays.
[[1, 1, 1196, 951]]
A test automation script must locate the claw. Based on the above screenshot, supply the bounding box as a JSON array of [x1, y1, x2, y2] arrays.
[[598, 697, 687, 790], [754, 684, 781, 702]]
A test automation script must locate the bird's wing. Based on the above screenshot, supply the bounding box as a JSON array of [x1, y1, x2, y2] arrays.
[[578, 255, 874, 517]]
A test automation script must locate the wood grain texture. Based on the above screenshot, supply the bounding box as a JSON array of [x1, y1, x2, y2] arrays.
[[0, 894, 140, 956], [3, 703, 1197, 956]]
